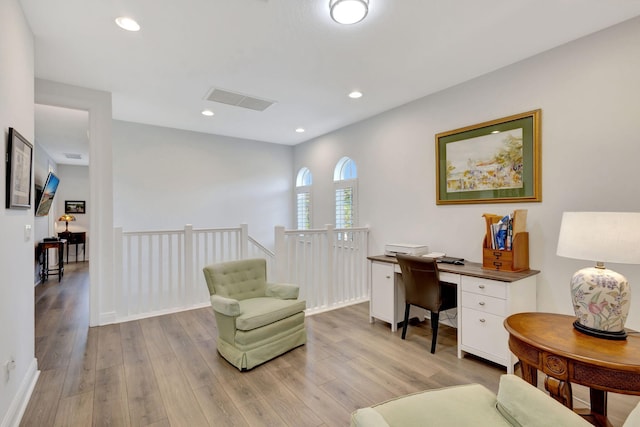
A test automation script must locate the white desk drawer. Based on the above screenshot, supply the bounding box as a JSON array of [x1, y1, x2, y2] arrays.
[[461, 276, 507, 299], [461, 308, 509, 361], [462, 292, 507, 317]]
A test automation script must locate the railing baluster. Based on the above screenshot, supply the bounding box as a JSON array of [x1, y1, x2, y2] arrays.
[[171, 233, 176, 305], [126, 235, 132, 315], [115, 224, 368, 322]]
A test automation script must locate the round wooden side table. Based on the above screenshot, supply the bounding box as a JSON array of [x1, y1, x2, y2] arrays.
[[505, 312, 640, 427]]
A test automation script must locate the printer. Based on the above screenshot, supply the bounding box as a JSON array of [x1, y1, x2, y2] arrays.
[[384, 243, 429, 257]]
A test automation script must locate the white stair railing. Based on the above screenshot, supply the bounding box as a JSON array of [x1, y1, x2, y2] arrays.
[[248, 235, 275, 278], [274, 225, 370, 315], [113, 223, 369, 322]]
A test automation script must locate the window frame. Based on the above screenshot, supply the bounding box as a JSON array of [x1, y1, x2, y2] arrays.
[[333, 157, 358, 233], [295, 167, 313, 230]]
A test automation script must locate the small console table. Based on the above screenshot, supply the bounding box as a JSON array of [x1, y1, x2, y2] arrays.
[[38, 239, 66, 282], [505, 312, 640, 427], [58, 231, 86, 263], [368, 255, 539, 373]]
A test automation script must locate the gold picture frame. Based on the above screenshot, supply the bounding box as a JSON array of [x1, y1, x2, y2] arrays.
[[435, 110, 541, 205]]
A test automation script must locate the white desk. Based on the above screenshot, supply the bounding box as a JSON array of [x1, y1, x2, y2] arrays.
[[368, 255, 539, 373]]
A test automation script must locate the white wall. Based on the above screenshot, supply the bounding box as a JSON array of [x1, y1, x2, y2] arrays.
[[0, 0, 38, 425], [294, 17, 640, 328], [112, 120, 293, 249], [55, 165, 90, 261]]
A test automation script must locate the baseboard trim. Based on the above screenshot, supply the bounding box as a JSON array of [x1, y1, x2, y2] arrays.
[[1, 358, 39, 427], [98, 302, 213, 326], [99, 311, 117, 325], [305, 297, 369, 316], [112, 302, 211, 324]]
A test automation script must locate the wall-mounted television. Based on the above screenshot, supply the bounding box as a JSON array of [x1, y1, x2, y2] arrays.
[[35, 172, 60, 217]]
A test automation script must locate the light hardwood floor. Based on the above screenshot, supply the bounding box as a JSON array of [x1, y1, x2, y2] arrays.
[[22, 262, 639, 426]]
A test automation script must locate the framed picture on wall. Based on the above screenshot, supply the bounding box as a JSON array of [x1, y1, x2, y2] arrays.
[[65, 200, 86, 214], [5, 128, 34, 209], [435, 109, 541, 205]]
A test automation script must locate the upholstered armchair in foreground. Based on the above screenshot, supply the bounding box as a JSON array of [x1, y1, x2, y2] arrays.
[[202, 258, 307, 370], [351, 374, 640, 427]]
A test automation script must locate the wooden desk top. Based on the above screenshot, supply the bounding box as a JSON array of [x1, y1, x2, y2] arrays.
[[367, 254, 539, 282], [505, 312, 640, 373], [58, 231, 86, 243], [39, 239, 66, 249]]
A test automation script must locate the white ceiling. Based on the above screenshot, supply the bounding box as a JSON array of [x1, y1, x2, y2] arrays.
[[21, 0, 640, 165], [34, 104, 89, 166]]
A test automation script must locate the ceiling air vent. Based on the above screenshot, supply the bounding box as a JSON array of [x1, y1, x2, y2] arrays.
[[205, 88, 275, 112], [64, 153, 82, 160]]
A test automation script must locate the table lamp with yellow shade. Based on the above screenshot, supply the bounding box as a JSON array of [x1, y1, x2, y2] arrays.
[[58, 214, 76, 232], [557, 212, 640, 340]]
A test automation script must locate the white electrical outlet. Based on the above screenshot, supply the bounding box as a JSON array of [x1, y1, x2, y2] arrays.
[[24, 224, 32, 241]]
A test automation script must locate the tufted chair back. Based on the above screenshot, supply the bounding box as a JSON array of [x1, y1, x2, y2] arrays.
[[203, 258, 268, 300]]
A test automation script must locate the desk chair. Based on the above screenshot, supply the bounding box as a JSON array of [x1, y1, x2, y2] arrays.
[[396, 254, 457, 353]]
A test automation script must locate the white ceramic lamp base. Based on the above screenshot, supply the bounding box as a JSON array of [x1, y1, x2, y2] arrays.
[[570, 265, 629, 340]]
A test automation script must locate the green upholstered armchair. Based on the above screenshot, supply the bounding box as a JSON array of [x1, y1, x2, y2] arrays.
[[203, 258, 307, 370], [351, 375, 595, 427]]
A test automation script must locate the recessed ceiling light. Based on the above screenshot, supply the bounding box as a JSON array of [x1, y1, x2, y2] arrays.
[[115, 16, 141, 32], [295, 128, 305, 133], [201, 109, 215, 117], [348, 91, 363, 99], [491, 130, 500, 134], [330, 0, 369, 25]]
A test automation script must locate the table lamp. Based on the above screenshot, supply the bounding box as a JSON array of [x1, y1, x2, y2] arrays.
[[58, 214, 76, 232], [557, 212, 640, 340]]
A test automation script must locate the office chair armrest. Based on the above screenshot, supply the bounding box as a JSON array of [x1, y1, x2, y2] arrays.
[[265, 282, 300, 299], [210, 295, 241, 316]]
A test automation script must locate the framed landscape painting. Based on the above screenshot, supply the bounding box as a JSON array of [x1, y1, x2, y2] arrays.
[[65, 200, 86, 214], [435, 110, 541, 205], [6, 128, 33, 209]]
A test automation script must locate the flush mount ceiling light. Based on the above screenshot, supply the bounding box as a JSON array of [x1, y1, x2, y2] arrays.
[[330, 0, 369, 25], [295, 128, 305, 133], [348, 91, 363, 99], [115, 16, 141, 32], [201, 109, 215, 117]]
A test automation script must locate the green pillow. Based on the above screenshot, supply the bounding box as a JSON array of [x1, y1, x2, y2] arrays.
[[496, 375, 591, 427]]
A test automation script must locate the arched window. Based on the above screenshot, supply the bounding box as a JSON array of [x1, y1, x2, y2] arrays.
[[333, 156, 357, 181], [295, 167, 312, 230], [334, 157, 358, 232]]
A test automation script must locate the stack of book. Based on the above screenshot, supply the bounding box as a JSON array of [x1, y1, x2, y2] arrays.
[[481, 209, 529, 272], [483, 210, 527, 251]]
